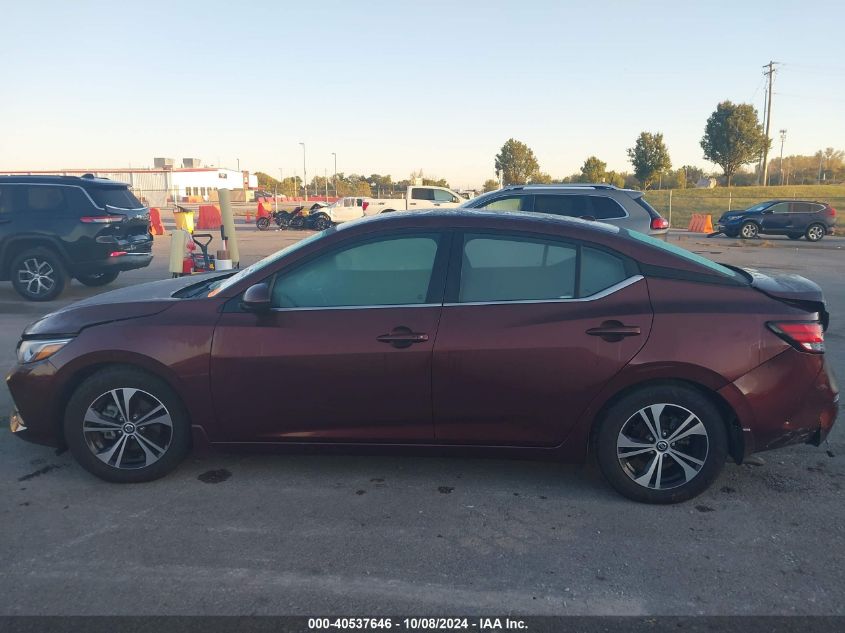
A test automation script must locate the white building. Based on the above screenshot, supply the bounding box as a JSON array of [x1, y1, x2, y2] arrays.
[[0, 159, 258, 207]]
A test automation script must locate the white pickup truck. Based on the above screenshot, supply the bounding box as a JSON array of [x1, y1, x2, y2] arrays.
[[365, 185, 466, 214]]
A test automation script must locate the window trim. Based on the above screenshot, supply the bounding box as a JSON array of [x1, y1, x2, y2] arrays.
[[254, 229, 453, 312], [444, 228, 639, 305]]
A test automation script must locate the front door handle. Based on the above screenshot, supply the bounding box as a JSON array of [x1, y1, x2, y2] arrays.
[[376, 326, 429, 349], [586, 320, 641, 342]]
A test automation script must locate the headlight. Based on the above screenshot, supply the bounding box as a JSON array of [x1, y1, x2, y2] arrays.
[[17, 338, 72, 364]]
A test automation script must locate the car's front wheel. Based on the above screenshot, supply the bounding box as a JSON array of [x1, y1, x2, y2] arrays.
[[739, 221, 759, 239], [76, 271, 119, 287], [64, 367, 191, 483], [10, 248, 67, 301], [596, 383, 728, 503], [805, 223, 826, 242]]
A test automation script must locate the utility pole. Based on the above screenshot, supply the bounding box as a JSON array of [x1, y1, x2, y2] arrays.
[[299, 142, 307, 201], [761, 61, 778, 186], [779, 129, 787, 185], [331, 152, 337, 197]]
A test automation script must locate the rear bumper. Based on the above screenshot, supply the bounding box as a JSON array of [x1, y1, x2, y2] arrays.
[[73, 253, 153, 275], [718, 350, 838, 457]]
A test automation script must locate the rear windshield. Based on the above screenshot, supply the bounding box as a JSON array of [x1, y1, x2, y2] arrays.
[[88, 187, 144, 209], [625, 230, 748, 284], [630, 194, 660, 218]]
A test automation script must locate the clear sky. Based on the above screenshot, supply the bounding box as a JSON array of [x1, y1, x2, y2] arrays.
[[1, 0, 843, 189]]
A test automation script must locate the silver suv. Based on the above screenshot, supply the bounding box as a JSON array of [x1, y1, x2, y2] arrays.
[[460, 184, 669, 238]]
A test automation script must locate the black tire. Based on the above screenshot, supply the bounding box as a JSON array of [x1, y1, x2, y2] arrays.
[[787, 233, 802, 240], [64, 366, 191, 483], [10, 247, 67, 301], [76, 271, 119, 287], [312, 215, 331, 231], [739, 221, 759, 239], [805, 223, 825, 242], [595, 383, 728, 504], [256, 216, 271, 231]]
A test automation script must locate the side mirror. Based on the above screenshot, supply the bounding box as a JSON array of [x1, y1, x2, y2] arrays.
[[761, 209, 773, 215], [241, 282, 271, 312]]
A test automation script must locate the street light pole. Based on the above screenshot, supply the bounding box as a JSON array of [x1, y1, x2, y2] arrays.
[[237, 158, 240, 172], [779, 129, 787, 185], [299, 142, 307, 201], [331, 152, 337, 197]]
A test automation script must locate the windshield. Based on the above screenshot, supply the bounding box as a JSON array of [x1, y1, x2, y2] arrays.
[[624, 230, 748, 284], [207, 229, 330, 297], [743, 201, 775, 213]]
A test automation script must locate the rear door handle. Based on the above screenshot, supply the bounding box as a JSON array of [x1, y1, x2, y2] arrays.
[[586, 320, 641, 342], [376, 326, 429, 349]]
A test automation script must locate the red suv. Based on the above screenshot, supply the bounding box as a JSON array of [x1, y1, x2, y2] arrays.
[[6, 211, 838, 503]]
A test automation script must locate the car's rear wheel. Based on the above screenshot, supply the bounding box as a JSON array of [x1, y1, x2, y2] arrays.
[[596, 383, 728, 503], [64, 367, 191, 483], [10, 248, 67, 301], [739, 222, 759, 239], [76, 271, 119, 287], [805, 223, 825, 242], [787, 233, 802, 240]]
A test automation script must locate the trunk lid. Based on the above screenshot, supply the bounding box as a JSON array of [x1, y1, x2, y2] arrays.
[[745, 268, 829, 330]]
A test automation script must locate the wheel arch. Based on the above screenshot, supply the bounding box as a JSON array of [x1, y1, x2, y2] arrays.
[[52, 356, 194, 449], [0, 236, 71, 280], [584, 376, 745, 465]]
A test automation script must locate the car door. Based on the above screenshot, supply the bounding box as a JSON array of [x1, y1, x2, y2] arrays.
[[789, 202, 814, 232], [432, 231, 653, 446], [209, 231, 450, 443], [332, 197, 361, 222], [760, 201, 791, 233]]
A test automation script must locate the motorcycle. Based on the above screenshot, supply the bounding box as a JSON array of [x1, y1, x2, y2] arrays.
[[256, 206, 307, 231]]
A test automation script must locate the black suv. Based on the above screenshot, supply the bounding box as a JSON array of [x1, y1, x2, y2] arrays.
[[0, 175, 153, 301]]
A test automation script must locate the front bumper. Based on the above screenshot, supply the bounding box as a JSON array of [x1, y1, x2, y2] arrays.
[[719, 350, 839, 457], [6, 360, 65, 448]]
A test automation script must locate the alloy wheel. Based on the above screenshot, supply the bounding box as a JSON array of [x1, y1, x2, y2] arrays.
[[17, 257, 56, 297], [616, 403, 709, 490], [740, 223, 758, 239], [807, 225, 824, 241], [83, 388, 173, 470]]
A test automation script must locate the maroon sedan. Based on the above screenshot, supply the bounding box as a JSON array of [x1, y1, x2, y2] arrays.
[[6, 211, 838, 503]]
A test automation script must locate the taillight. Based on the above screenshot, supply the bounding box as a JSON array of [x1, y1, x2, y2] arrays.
[[650, 217, 669, 230], [767, 321, 824, 353], [81, 215, 124, 224], [826, 207, 836, 217], [362, 201, 369, 211]]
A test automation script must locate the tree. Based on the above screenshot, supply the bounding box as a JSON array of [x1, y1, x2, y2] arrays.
[[604, 171, 626, 188], [679, 165, 704, 188], [494, 138, 540, 185], [627, 132, 672, 189], [530, 172, 553, 184], [482, 179, 499, 192], [700, 101, 769, 186], [254, 171, 281, 190], [579, 156, 607, 183]]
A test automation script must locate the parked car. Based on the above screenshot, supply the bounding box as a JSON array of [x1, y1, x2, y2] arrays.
[[365, 185, 465, 214], [8, 211, 837, 503], [319, 196, 373, 224], [716, 200, 836, 241], [0, 175, 153, 301], [460, 184, 670, 238]]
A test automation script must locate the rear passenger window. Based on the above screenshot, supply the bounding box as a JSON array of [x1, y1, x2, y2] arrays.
[[479, 195, 530, 211], [580, 247, 628, 296], [411, 188, 435, 201], [590, 196, 626, 219], [25, 186, 66, 213], [533, 195, 590, 217], [460, 235, 577, 303]]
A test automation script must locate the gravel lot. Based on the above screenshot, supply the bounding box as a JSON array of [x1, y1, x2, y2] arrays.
[[1, 224, 843, 616]]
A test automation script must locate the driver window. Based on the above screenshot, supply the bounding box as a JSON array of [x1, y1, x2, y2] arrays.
[[271, 234, 440, 308], [433, 189, 457, 203], [769, 202, 791, 214]]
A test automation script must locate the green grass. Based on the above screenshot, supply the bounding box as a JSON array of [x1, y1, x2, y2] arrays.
[[640, 185, 845, 228]]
